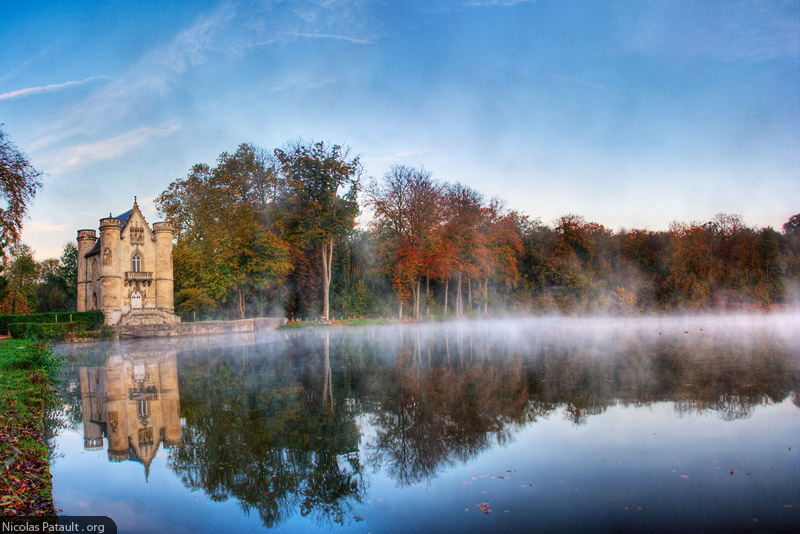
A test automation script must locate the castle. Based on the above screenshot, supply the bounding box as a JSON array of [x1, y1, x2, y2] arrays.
[[77, 198, 180, 326]]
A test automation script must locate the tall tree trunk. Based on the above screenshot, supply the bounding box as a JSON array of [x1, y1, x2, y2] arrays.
[[321, 236, 333, 321], [412, 277, 418, 319], [456, 273, 462, 318], [425, 276, 430, 317], [468, 276, 472, 312], [398, 299, 403, 320], [415, 278, 421, 318], [238, 288, 245, 320], [444, 278, 449, 316], [483, 276, 489, 315]]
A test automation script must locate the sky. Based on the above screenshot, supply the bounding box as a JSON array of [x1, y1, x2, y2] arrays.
[[1, 0, 798, 260]]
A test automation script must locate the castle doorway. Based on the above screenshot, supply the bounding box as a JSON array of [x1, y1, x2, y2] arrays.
[[131, 290, 142, 309]]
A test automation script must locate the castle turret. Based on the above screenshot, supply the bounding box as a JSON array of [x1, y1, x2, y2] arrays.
[[76, 229, 97, 312], [153, 222, 174, 314], [99, 216, 122, 325]]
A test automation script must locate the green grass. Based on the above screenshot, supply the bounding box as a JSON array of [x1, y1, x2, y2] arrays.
[[281, 317, 394, 329], [0, 339, 60, 516]]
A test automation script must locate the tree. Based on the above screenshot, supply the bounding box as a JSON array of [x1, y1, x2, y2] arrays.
[[366, 166, 443, 318], [442, 183, 486, 317], [275, 141, 361, 321], [157, 144, 292, 319], [0, 244, 39, 314], [0, 126, 42, 260], [35, 242, 79, 312]]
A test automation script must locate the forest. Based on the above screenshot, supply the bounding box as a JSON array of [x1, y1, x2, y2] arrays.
[[2, 140, 799, 321]]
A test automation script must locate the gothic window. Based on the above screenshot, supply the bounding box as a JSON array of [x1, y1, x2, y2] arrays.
[[91, 292, 97, 310], [132, 252, 142, 272]]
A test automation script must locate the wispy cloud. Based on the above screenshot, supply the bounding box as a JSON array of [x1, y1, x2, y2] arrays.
[[29, 3, 236, 154], [269, 75, 338, 94], [378, 149, 428, 161], [44, 121, 180, 174], [290, 32, 375, 45], [0, 76, 105, 101], [0, 44, 57, 85]]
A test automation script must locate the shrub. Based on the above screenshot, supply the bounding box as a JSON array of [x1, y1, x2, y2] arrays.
[[9, 321, 88, 341], [0, 310, 104, 334]]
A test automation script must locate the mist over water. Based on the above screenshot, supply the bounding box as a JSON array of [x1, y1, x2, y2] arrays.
[[51, 313, 800, 533]]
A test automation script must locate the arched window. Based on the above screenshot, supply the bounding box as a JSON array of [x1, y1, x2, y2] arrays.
[[132, 252, 142, 272], [131, 290, 142, 309]]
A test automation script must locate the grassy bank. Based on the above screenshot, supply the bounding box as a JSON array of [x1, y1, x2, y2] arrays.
[[0, 339, 60, 516], [282, 317, 394, 329]]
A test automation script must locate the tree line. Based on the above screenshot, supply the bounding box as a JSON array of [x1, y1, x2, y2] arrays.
[[1, 132, 799, 319]]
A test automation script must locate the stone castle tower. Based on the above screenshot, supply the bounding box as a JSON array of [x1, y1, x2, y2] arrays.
[[77, 198, 179, 326]]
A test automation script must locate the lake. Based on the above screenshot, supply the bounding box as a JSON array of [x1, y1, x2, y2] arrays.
[[51, 314, 800, 533]]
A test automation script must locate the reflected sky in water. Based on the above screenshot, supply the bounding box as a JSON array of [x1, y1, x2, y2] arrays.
[[51, 315, 800, 533]]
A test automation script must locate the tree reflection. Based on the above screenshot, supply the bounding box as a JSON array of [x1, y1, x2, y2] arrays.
[[55, 321, 799, 525], [168, 333, 364, 528]]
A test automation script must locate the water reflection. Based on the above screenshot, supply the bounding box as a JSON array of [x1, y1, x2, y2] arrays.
[[78, 345, 181, 478], [55, 318, 800, 530]]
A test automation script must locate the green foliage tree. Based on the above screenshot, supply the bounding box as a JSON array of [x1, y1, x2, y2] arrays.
[[274, 141, 361, 321], [35, 242, 78, 312], [0, 244, 39, 314], [157, 144, 291, 319]]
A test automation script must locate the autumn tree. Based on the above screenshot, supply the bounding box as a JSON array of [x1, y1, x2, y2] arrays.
[[366, 166, 443, 318], [442, 183, 486, 317], [0, 126, 42, 260], [275, 141, 361, 321], [664, 222, 712, 310], [477, 200, 522, 314]]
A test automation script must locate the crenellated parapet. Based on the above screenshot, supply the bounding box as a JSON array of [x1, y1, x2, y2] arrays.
[[100, 217, 122, 230]]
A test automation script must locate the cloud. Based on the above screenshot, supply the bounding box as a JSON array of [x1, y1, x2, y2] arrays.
[[43, 121, 180, 174], [377, 149, 428, 161], [268, 74, 338, 94], [28, 3, 236, 154], [0, 76, 106, 101], [290, 32, 375, 45]]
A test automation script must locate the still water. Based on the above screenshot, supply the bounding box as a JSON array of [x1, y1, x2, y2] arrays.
[[52, 315, 799, 533]]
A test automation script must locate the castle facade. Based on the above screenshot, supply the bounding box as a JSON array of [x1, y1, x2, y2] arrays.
[[77, 198, 179, 326]]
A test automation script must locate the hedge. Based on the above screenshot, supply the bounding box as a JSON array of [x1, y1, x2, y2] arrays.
[[9, 321, 89, 340], [0, 310, 104, 335]]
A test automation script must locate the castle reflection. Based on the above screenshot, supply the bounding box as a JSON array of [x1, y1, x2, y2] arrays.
[[79, 346, 181, 478]]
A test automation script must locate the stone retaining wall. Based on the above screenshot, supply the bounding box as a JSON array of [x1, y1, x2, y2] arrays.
[[117, 317, 286, 339]]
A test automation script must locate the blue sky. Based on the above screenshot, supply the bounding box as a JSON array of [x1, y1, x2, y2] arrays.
[[1, 0, 798, 259]]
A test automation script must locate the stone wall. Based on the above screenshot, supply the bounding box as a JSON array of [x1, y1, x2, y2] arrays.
[[117, 317, 287, 339]]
